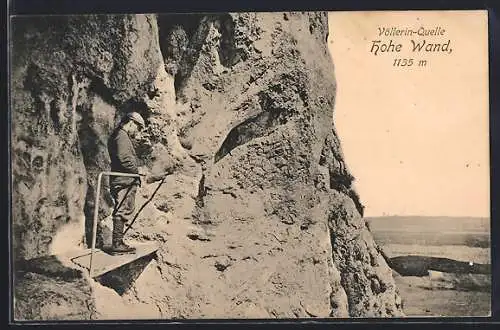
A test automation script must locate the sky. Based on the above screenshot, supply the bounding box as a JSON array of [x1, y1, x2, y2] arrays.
[[327, 11, 489, 217]]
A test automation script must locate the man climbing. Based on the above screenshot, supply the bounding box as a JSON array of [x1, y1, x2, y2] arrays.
[[107, 111, 146, 255]]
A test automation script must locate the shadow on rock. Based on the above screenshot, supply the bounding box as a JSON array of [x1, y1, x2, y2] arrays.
[[95, 254, 156, 295], [15, 255, 84, 281]]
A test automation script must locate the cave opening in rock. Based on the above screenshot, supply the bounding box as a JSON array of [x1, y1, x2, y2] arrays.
[[157, 14, 205, 96]]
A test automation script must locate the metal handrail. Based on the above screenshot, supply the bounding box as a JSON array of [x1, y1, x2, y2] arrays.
[[89, 171, 142, 277]]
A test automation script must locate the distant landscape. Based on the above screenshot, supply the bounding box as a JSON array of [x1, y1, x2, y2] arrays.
[[366, 216, 491, 317]]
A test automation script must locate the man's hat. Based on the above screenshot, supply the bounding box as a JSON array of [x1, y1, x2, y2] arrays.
[[126, 112, 145, 128]]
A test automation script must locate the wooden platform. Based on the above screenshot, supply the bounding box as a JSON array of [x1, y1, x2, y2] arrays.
[[60, 242, 159, 278]]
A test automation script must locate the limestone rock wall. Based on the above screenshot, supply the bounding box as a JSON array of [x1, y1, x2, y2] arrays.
[[11, 12, 403, 319]]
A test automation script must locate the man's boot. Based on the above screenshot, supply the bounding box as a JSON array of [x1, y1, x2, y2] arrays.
[[110, 217, 136, 255]]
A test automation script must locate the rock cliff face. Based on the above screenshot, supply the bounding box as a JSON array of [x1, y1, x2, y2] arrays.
[[11, 12, 404, 319]]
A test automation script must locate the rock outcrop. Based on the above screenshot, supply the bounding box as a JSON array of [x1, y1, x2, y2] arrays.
[[11, 12, 404, 319]]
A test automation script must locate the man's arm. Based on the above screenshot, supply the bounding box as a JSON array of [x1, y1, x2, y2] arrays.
[[115, 131, 139, 174]]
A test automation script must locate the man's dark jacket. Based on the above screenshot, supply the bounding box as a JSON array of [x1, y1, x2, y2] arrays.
[[108, 127, 141, 191]]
